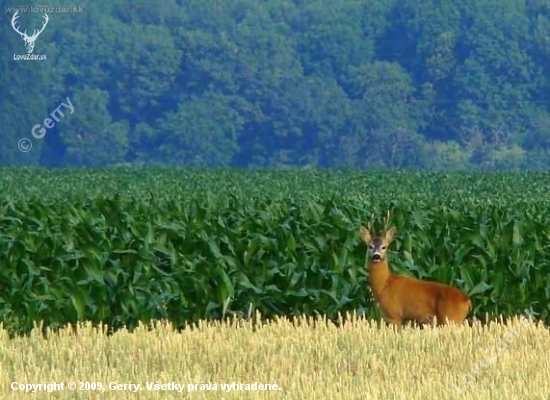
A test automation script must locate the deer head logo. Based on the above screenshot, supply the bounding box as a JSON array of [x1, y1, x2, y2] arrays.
[[11, 11, 49, 54]]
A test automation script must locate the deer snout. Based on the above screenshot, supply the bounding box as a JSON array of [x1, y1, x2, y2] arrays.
[[371, 252, 382, 262]]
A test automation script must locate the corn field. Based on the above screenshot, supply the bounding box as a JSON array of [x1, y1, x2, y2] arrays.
[[0, 314, 549, 399], [1, 168, 550, 398], [1, 167, 550, 337]]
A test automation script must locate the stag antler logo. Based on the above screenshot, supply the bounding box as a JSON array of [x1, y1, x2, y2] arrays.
[[11, 11, 49, 54]]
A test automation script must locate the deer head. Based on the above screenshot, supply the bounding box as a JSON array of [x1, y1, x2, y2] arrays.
[[360, 210, 396, 263], [11, 11, 49, 54]]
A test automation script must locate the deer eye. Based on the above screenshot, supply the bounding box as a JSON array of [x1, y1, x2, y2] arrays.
[[381, 246, 386, 250]]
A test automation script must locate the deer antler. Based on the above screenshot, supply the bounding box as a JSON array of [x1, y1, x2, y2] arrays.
[[11, 11, 48, 40], [11, 11, 25, 37], [382, 210, 391, 233], [33, 14, 49, 38], [369, 213, 375, 233]]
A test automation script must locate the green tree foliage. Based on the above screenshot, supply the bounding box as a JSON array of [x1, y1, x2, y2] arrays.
[[60, 87, 129, 166], [347, 61, 428, 168], [155, 93, 243, 166], [1, 0, 550, 169]]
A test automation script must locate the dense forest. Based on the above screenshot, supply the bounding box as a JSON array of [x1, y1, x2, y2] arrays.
[[2, 0, 550, 169]]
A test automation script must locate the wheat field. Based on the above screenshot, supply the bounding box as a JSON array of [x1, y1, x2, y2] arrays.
[[0, 313, 548, 399]]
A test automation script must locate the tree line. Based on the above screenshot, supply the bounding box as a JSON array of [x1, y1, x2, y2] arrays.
[[1, 0, 550, 169]]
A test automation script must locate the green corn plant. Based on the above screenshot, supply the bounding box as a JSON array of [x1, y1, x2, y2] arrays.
[[1, 168, 550, 336]]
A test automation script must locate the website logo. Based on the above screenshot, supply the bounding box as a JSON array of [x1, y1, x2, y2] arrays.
[[11, 11, 48, 60]]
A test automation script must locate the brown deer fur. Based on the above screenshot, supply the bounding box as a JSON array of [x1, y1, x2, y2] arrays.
[[359, 214, 472, 328]]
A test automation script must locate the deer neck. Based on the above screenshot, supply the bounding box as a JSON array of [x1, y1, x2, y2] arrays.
[[368, 258, 392, 297]]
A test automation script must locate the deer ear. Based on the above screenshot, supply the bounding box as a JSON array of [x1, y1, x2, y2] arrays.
[[359, 226, 371, 244], [385, 226, 397, 243]]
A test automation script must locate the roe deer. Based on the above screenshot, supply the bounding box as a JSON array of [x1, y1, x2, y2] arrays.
[[359, 211, 472, 328]]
